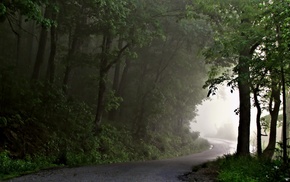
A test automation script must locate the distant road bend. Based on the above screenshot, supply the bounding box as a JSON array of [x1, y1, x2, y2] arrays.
[[9, 138, 236, 182]]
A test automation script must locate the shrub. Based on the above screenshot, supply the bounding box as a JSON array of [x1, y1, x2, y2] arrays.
[[216, 155, 290, 182], [0, 151, 57, 180]]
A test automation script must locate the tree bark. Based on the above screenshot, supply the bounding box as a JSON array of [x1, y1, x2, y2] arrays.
[[236, 41, 259, 156], [132, 58, 148, 136], [62, 26, 81, 94], [252, 86, 262, 156], [94, 34, 112, 129], [62, 65, 72, 94], [108, 39, 123, 121], [277, 21, 288, 163], [263, 76, 281, 159], [31, 8, 49, 81], [16, 15, 22, 68], [281, 65, 287, 163], [117, 58, 131, 120], [112, 39, 123, 92], [236, 51, 251, 156], [46, 9, 57, 84]]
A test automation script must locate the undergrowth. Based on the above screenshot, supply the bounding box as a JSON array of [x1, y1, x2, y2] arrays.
[[0, 78, 210, 180], [0, 151, 58, 180], [216, 155, 290, 182], [0, 123, 210, 180]]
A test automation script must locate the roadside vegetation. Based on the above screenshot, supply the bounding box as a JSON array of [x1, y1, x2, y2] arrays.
[[186, 151, 290, 182], [0, 135, 209, 180], [216, 155, 289, 182], [0, 79, 210, 180], [0, 71, 209, 180], [0, 87, 210, 180]]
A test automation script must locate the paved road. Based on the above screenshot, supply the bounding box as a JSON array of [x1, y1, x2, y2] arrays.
[[8, 138, 236, 182]]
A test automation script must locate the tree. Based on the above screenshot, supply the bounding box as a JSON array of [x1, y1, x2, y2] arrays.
[[199, 0, 263, 155], [31, 7, 49, 81], [46, 0, 58, 84], [260, 0, 290, 161], [120, 14, 210, 140], [92, 0, 166, 129]]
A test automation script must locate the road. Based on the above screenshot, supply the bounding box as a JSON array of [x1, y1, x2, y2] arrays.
[[8, 138, 236, 182]]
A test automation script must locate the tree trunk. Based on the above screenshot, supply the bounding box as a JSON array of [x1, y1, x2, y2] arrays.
[[94, 35, 129, 130], [253, 86, 262, 156], [31, 8, 49, 81], [94, 34, 112, 130], [28, 21, 36, 74], [263, 77, 281, 159], [16, 15, 22, 68], [113, 39, 123, 91], [281, 65, 287, 163], [118, 58, 131, 97], [236, 50, 251, 156], [108, 39, 123, 121], [62, 27, 81, 94], [112, 60, 121, 91], [135, 96, 146, 138], [94, 69, 107, 128], [118, 58, 131, 120], [46, 10, 57, 84], [132, 59, 148, 136], [62, 65, 71, 94]]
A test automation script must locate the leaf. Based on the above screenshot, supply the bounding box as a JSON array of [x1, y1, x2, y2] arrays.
[[0, 117, 7, 126]]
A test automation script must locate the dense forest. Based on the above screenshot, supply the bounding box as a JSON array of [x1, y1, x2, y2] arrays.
[[0, 0, 212, 178], [1, 0, 290, 181]]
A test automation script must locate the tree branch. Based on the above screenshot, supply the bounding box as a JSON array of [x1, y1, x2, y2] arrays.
[[105, 43, 130, 72]]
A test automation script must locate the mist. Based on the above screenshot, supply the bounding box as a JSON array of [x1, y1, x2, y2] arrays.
[[191, 85, 263, 149], [191, 86, 239, 141]]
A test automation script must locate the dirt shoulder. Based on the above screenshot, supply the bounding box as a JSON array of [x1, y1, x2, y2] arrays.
[[178, 163, 219, 182]]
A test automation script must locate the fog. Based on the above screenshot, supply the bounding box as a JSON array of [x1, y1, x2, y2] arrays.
[[191, 85, 259, 142]]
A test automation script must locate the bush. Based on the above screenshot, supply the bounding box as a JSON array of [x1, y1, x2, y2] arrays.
[[96, 124, 136, 163], [0, 151, 57, 180], [216, 155, 290, 182]]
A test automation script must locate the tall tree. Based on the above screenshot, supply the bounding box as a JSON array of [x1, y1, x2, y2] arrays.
[[46, 1, 58, 84], [93, 0, 165, 129], [199, 0, 263, 155], [31, 8, 49, 81], [260, 0, 290, 160]]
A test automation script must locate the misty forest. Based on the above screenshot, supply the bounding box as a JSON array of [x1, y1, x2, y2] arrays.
[[1, 0, 290, 181]]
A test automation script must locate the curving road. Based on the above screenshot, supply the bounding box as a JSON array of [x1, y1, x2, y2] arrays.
[[8, 138, 236, 182]]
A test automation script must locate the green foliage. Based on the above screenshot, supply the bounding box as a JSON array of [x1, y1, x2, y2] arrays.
[[0, 151, 57, 180], [105, 90, 123, 112], [216, 155, 290, 182], [0, 67, 97, 160], [0, 119, 210, 179], [96, 124, 135, 163], [199, 0, 265, 94], [0, 3, 6, 16], [1, 0, 52, 26]]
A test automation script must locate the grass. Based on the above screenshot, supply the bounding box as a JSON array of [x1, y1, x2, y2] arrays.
[[0, 151, 60, 180], [210, 154, 290, 182]]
